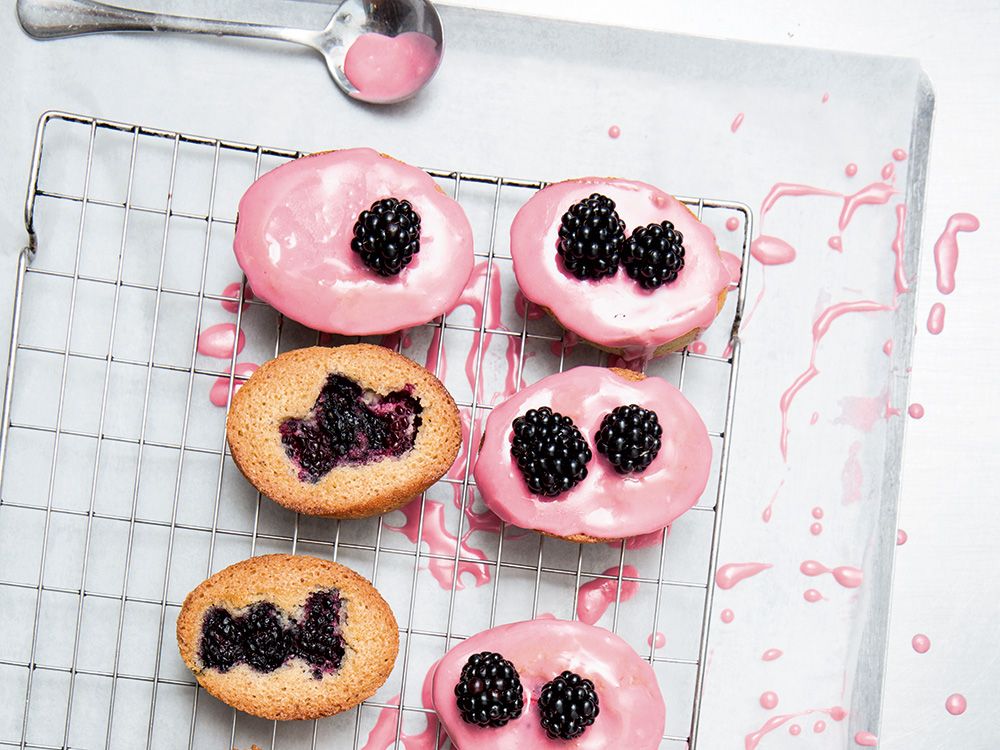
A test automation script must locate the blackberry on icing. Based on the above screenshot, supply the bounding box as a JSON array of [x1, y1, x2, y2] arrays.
[[595, 404, 663, 474], [351, 197, 421, 276], [622, 220, 686, 289], [556, 193, 625, 281], [510, 407, 592, 497], [454, 651, 525, 728], [538, 671, 600, 740]]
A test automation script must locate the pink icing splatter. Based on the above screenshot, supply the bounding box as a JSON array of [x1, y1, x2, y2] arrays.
[[789, 724, 801, 735], [209, 362, 258, 407], [845, 163, 858, 177], [762, 648, 783, 662], [608, 125, 621, 139], [745, 706, 846, 749], [912, 634, 931, 653], [731, 113, 745, 132], [883, 338, 893, 356], [821, 92, 830, 103], [813, 720, 827, 733], [927, 302, 946, 334], [828, 236, 843, 252], [759, 691, 779, 710], [897, 529, 908, 545], [513, 290, 544, 321], [855, 730, 879, 746], [576, 565, 640, 625], [810, 522, 823, 536], [838, 182, 897, 230], [892, 148, 908, 161], [720, 608, 735, 624], [800, 560, 864, 588], [750, 235, 797, 265], [689, 340, 708, 355], [220, 281, 254, 313], [812, 507, 824, 519], [842, 440, 864, 504], [891, 204, 909, 297], [343, 31, 440, 104], [908, 403, 925, 419], [934, 213, 980, 294], [809, 411, 819, 425], [359, 660, 443, 750], [881, 163, 894, 181], [647, 631, 666, 649], [803, 589, 824, 603], [761, 480, 784, 523], [945, 693, 967, 715], [715, 562, 772, 590], [726, 216, 741, 231], [197, 323, 246, 359]]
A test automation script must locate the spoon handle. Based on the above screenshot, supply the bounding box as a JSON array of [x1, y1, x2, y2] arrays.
[[17, 0, 318, 47]]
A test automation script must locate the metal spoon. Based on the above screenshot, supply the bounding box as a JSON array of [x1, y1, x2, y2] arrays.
[[16, 0, 444, 103]]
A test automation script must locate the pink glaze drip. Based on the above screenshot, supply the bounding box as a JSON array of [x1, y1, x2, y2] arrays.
[[912, 633, 931, 653], [474, 367, 712, 539], [800, 560, 864, 588], [838, 182, 897, 230], [881, 163, 894, 181], [761, 480, 784, 523], [690, 340, 708, 354], [750, 235, 796, 265], [892, 149, 908, 161], [715, 562, 772, 590], [197, 323, 246, 359], [897, 529, 908, 545], [761, 183, 841, 216], [812, 507, 824, 519], [810, 523, 823, 536], [892, 204, 909, 296], [343, 32, 440, 104], [908, 403, 925, 419], [209, 362, 258, 407], [608, 125, 621, 139], [511, 178, 730, 358], [927, 302, 946, 334], [514, 290, 544, 321], [647, 631, 666, 649], [731, 113, 745, 133], [220, 281, 253, 313], [379, 329, 413, 352], [576, 565, 640, 625], [813, 720, 827, 733], [822, 92, 830, 103], [843, 441, 864, 504], [789, 724, 801, 735], [621, 528, 667, 550], [233, 148, 474, 335], [945, 693, 967, 715], [803, 589, 824, 603], [855, 730, 879, 746], [360, 661, 442, 750], [720, 608, 735, 624], [934, 213, 980, 294], [779, 301, 892, 460], [720, 250, 743, 286], [845, 163, 858, 177], [745, 707, 846, 750], [726, 216, 741, 232], [432, 619, 665, 749], [759, 691, 779, 710], [828, 236, 843, 252], [883, 338, 893, 356], [762, 649, 783, 662]]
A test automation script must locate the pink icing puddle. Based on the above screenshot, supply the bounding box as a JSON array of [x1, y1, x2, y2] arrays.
[[812, 507, 824, 519], [843, 441, 863, 504], [883, 338, 893, 356], [745, 706, 846, 749], [809, 411, 819, 425], [789, 724, 801, 735], [821, 92, 830, 103], [209, 363, 258, 407], [726, 216, 741, 232], [647, 631, 666, 649], [893, 148, 908, 161], [897, 529, 908, 545], [197, 323, 246, 359], [720, 608, 735, 624], [731, 112, 745, 133], [908, 403, 925, 419], [343, 31, 439, 104], [845, 163, 858, 177], [800, 560, 864, 588], [576, 565, 639, 625], [891, 204, 909, 297], [827, 235, 843, 252], [360, 661, 442, 750], [513, 290, 544, 321], [690, 340, 708, 355], [814, 720, 827, 733], [762, 648, 783, 662], [855, 730, 879, 746], [721, 250, 743, 286], [881, 163, 895, 181], [934, 213, 980, 294], [750, 235, 796, 265], [803, 589, 824, 603], [715, 562, 772, 590], [759, 691, 779, 710], [912, 633, 931, 653], [220, 281, 253, 313], [927, 302, 946, 334], [608, 124, 621, 139], [810, 523, 823, 536], [779, 301, 892, 461], [945, 693, 967, 715]]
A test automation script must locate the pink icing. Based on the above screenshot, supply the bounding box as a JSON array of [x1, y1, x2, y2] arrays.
[[892, 204, 909, 297], [608, 125, 621, 139], [759, 691, 779, 710], [927, 302, 946, 334], [720, 608, 735, 623], [762, 649, 783, 661], [220, 281, 253, 313], [343, 32, 440, 104], [845, 163, 858, 177], [897, 529, 908, 545], [812, 507, 824, 519], [881, 163, 894, 181], [813, 720, 827, 733], [827, 235, 843, 252], [912, 633, 931, 653], [510, 178, 730, 358], [431, 619, 665, 749], [945, 693, 967, 715], [473, 367, 712, 539], [720, 251, 743, 286], [810, 522, 823, 535], [233, 148, 474, 335], [715, 562, 772, 590], [855, 730, 879, 746], [908, 403, 925, 419], [647, 631, 666, 649], [821, 92, 830, 103], [892, 148, 908, 161], [789, 724, 801, 735], [690, 340, 708, 355], [745, 706, 845, 749], [725, 216, 741, 232], [197, 323, 245, 359], [934, 213, 980, 294], [883, 338, 893, 356], [209, 362, 259, 407], [750, 235, 796, 265], [731, 112, 745, 133], [800, 560, 863, 588], [803, 589, 824, 603], [576, 565, 640, 625]]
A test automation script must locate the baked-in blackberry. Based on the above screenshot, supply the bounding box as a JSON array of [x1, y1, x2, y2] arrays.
[[538, 671, 600, 740], [622, 220, 686, 289], [199, 607, 243, 672], [595, 404, 663, 474], [510, 407, 592, 497], [293, 589, 347, 678], [556, 193, 626, 281], [351, 197, 421, 276], [240, 602, 293, 673], [454, 651, 524, 728]]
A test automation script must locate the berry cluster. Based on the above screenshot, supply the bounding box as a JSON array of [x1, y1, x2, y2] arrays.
[[595, 404, 663, 474], [351, 197, 422, 276], [556, 193, 686, 290]]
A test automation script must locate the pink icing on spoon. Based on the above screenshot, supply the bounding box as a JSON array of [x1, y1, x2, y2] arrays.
[[934, 213, 980, 294], [432, 619, 665, 749], [855, 730, 879, 746], [343, 32, 440, 104], [474, 366, 712, 539], [750, 235, 796, 265], [576, 565, 640, 625], [510, 178, 730, 358], [197, 323, 246, 359], [233, 148, 474, 335], [715, 562, 772, 590]]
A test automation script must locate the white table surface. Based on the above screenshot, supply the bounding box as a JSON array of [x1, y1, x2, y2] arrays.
[[0, 1, 996, 748]]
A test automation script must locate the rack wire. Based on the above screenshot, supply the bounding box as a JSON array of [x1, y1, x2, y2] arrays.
[[0, 111, 752, 750]]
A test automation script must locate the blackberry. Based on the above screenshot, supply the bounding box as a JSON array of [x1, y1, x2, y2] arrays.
[[622, 220, 686, 289], [454, 652, 524, 728], [556, 193, 626, 281], [199, 607, 243, 672], [510, 407, 592, 497], [239, 602, 293, 673], [293, 590, 346, 678], [351, 197, 421, 276], [595, 404, 662, 474], [538, 671, 600, 740]]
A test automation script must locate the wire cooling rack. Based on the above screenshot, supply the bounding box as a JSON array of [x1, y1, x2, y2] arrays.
[[0, 111, 752, 750]]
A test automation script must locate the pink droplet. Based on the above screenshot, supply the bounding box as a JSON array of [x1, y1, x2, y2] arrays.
[[881, 163, 895, 181], [789, 724, 802, 736], [821, 92, 830, 103], [690, 341, 708, 355], [726, 216, 741, 231], [912, 634, 931, 654], [897, 529, 908, 545], [892, 148, 908, 161], [830, 706, 848, 721], [814, 720, 826, 733], [647, 631, 666, 649], [720, 608, 735, 624], [759, 691, 779, 709], [762, 648, 783, 661], [855, 730, 878, 746], [608, 125, 621, 139], [945, 693, 967, 715], [828, 235, 843, 252], [209, 362, 259, 407], [220, 282, 254, 313], [811, 507, 824, 519], [809, 411, 819, 425], [197, 323, 246, 359], [845, 163, 858, 177], [883, 338, 893, 356], [730, 112, 745, 133], [804, 589, 823, 603], [927, 302, 946, 334], [908, 403, 925, 419], [810, 522, 823, 536]]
